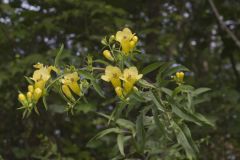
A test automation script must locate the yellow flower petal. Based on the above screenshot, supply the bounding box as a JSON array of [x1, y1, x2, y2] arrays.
[[115, 87, 124, 98], [33, 88, 42, 102], [62, 84, 74, 100], [101, 66, 122, 87], [68, 82, 81, 96]]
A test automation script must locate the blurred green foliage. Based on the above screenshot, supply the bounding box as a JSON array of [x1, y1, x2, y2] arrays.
[[0, 0, 240, 159]]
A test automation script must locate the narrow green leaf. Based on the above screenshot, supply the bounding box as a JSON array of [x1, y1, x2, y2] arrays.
[[116, 118, 135, 135], [161, 87, 172, 96], [117, 134, 125, 156], [151, 104, 165, 134], [24, 76, 34, 84], [171, 103, 201, 126], [138, 79, 156, 89], [78, 70, 94, 80], [34, 106, 40, 115], [142, 62, 164, 75], [88, 128, 122, 143], [54, 44, 64, 67], [170, 100, 213, 126], [42, 96, 48, 110], [192, 88, 211, 96], [94, 59, 110, 65], [136, 112, 145, 152], [150, 91, 165, 111], [172, 121, 197, 159], [91, 80, 105, 98], [162, 65, 189, 79]]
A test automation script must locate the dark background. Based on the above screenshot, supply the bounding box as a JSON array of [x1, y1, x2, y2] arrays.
[[0, 0, 240, 159]]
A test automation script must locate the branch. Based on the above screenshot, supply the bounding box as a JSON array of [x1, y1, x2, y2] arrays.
[[208, 0, 240, 49]]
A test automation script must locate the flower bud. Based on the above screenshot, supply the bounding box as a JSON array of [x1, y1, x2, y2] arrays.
[[18, 93, 26, 102], [62, 85, 74, 100], [133, 86, 138, 92], [103, 50, 114, 61], [69, 82, 81, 96], [132, 36, 138, 43], [28, 85, 34, 93], [33, 88, 42, 102], [109, 35, 115, 43], [176, 72, 184, 82], [129, 41, 135, 48], [27, 92, 32, 101], [35, 80, 45, 90], [115, 87, 124, 98]]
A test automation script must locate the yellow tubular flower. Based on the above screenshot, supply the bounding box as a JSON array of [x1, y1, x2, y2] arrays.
[[115, 87, 124, 98], [33, 88, 42, 102], [61, 72, 81, 96], [62, 84, 74, 100], [28, 85, 34, 93], [27, 92, 32, 101], [176, 72, 184, 82], [132, 36, 138, 43], [101, 66, 122, 88], [121, 67, 143, 94], [18, 93, 26, 102], [103, 50, 114, 61], [32, 64, 51, 90], [115, 28, 137, 55]]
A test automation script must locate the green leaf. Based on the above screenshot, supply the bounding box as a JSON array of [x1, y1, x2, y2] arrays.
[[117, 134, 125, 156], [138, 79, 156, 89], [151, 104, 165, 134], [192, 88, 211, 96], [78, 70, 94, 80], [161, 87, 172, 96], [149, 91, 165, 111], [91, 80, 105, 98], [88, 128, 122, 143], [170, 101, 213, 126], [42, 96, 48, 110], [136, 112, 145, 152], [54, 44, 64, 67], [142, 62, 164, 75], [116, 118, 136, 136], [172, 121, 197, 159], [156, 62, 173, 82], [162, 65, 189, 79], [171, 103, 201, 126], [172, 85, 194, 96], [24, 76, 34, 84], [94, 59, 110, 65]]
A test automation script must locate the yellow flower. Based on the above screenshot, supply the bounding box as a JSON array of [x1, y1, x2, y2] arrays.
[[116, 28, 138, 55], [176, 72, 184, 83], [18, 93, 26, 102], [33, 88, 42, 102], [115, 87, 124, 98], [121, 67, 142, 93], [28, 85, 34, 93], [27, 92, 32, 101], [61, 72, 81, 96], [101, 66, 122, 88], [103, 50, 114, 61], [32, 64, 51, 90], [62, 84, 75, 100]]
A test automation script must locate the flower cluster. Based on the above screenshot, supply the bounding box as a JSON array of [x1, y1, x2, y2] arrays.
[[102, 28, 138, 61], [60, 72, 82, 101], [100, 28, 142, 98], [174, 71, 185, 84], [18, 63, 57, 112], [101, 66, 142, 98]]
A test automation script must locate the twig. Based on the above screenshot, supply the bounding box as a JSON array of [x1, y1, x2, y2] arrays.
[[208, 0, 240, 49]]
